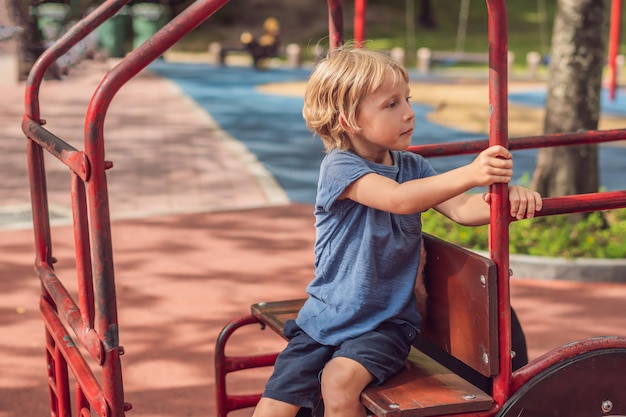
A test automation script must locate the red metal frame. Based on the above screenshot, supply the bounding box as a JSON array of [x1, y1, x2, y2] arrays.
[[354, 0, 366, 47], [23, 0, 233, 415], [608, 0, 622, 101], [485, 0, 512, 406], [215, 315, 279, 417], [327, 0, 344, 49], [22, 0, 626, 416]]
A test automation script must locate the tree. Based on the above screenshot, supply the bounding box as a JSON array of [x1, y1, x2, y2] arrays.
[[418, 0, 436, 29], [531, 0, 609, 199]]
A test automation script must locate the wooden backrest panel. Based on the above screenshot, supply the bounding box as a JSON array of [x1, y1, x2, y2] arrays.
[[421, 233, 498, 377]]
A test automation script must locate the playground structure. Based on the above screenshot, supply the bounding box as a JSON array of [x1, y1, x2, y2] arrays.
[[208, 17, 282, 69], [239, 16, 280, 68], [17, 1, 626, 417], [207, 17, 314, 70]]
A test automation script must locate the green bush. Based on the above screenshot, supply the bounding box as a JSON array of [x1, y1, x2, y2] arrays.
[[421, 207, 626, 259]]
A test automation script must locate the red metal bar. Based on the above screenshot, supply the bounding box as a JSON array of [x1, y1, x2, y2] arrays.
[[77, 386, 90, 417], [215, 315, 280, 417], [23, 2, 130, 413], [608, 0, 622, 101], [24, 0, 132, 122], [486, 0, 512, 407], [511, 336, 626, 392], [87, 0, 226, 400], [532, 190, 626, 217], [37, 263, 104, 363], [41, 298, 109, 415], [53, 337, 71, 416], [44, 330, 58, 413], [354, 0, 366, 47], [408, 128, 626, 158], [83, 1, 231, 413], [327, 0, 344, 49], [22, 117, 91, 181], [71, 173, 95, 330], [26, 140, 53, 271]]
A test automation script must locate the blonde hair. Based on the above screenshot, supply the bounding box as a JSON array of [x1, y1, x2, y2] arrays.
[[302, 47, 409, 152]]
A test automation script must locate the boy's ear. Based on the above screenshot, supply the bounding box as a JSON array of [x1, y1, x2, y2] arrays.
[[338, 114, 353, 133]]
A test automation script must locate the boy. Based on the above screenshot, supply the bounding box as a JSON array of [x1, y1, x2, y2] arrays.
[[252, 47, 542, 417]]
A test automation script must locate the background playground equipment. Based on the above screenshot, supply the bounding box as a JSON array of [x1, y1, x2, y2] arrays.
[[207, 16, 295, 69], [239, 16, 279, 69]]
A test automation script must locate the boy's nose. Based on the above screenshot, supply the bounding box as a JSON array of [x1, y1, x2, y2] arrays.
[[405, 104, 415, 121]]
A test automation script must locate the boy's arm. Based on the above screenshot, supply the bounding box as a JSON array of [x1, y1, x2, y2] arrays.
[[435, 185, 543, 226], [341, 145, 513, 214]]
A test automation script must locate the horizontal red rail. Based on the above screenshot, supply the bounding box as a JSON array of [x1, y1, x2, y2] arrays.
[[22, 117, 91, 181], [536, 190, 626, 218], [408, 128, 626, 158]]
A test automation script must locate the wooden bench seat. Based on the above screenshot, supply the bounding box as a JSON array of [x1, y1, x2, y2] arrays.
[[251, 299, 494, 416], [216, 233, 499, 417]]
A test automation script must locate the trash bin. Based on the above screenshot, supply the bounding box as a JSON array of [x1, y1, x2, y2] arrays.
[[131, 3, 169, 50], [95, 6, 131, 58], [35, 2, 70, 43]]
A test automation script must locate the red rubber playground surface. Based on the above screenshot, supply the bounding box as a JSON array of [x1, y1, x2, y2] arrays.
[[1, 59, 626, 417]]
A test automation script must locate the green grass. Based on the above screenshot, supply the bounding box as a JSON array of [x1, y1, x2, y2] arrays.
[[364, 0, 557, 67]]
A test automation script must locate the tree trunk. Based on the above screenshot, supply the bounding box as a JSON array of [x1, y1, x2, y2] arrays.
[[418, 0, 436, 29], [531, 0, 608, 198]]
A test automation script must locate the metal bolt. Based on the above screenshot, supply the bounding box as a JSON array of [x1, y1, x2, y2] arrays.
[[388, 403, 400, 409], [463, 395, 476, 400], [482, 352, 489, 364], [509, 268, 514, 277], [480, 275, 486, 286], [601, 400, 613, 413]]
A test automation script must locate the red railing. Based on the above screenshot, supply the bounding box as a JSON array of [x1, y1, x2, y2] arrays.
[[22, 0, 234, 415]]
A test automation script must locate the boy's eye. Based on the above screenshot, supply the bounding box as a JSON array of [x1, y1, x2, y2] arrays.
[[406, 95, 412, 102]]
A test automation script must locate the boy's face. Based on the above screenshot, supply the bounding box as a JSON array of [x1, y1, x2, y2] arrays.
[[352, 72, 415, 156]]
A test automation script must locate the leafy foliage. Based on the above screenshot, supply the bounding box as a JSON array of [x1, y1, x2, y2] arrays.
[[422, 207, 626, 259]]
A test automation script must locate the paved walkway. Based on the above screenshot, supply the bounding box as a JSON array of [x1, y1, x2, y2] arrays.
[[1, 58, 625, 417], [0, 58, 288, 229]]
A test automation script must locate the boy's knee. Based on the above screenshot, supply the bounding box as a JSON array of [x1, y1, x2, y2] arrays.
[[253, 397, 300, 417], [320, 358, 372, 408]]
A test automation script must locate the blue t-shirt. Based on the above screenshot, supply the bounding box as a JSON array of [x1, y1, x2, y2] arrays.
[[295, 149, 438, 345]]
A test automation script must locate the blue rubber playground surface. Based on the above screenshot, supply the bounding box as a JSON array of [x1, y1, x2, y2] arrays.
[[150, 60, 626, 203]]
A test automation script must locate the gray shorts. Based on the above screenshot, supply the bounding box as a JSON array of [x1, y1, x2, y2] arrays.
[[262, 320, 416, 410]]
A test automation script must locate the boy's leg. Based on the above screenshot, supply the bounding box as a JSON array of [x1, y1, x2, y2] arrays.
[[253, 398, 301, 417], [321, 322, 416, 417], [320, 357, 374, 417], [256, 320, 333, 416]]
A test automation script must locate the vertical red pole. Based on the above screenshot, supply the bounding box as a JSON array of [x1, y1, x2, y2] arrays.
[[354, 0, 366, 48], [327, 0, 344, 49], [486, 0, 512, 408], [608, 0, 622, 101]]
